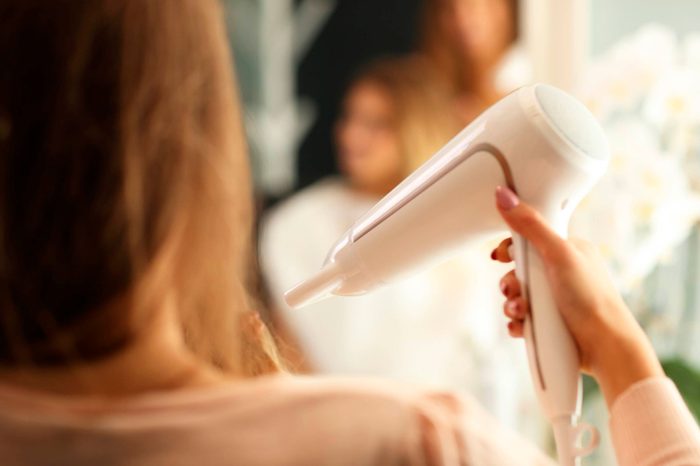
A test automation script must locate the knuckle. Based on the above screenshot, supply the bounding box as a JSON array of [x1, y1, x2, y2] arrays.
[[570, 237, 595, 253], [553, 246, 577, 266]]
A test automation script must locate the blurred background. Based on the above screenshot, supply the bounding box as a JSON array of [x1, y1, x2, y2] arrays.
[[225, 1, 700, 464]]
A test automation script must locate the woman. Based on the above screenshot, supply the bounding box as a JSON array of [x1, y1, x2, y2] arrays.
[[421, 0, 529, 123], [0, 2, 697, 466], [259, 58, 536, 434]]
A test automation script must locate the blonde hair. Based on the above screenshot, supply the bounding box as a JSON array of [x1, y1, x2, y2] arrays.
[[420, 0, 519, 94], [0, 0, 281, 375], [351, 57, 460, 176]]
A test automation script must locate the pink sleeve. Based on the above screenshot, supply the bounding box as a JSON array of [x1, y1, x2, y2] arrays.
[[610, 376, 700, 466]]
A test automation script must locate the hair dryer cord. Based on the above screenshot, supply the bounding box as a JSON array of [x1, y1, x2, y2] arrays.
[[552, 416, 600, 466]]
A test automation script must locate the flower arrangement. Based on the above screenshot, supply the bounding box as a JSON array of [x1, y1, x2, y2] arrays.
[[571, 25, 700, 294]]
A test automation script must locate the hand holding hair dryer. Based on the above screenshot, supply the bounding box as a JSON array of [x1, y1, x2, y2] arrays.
[[284, 84, 609, 466]]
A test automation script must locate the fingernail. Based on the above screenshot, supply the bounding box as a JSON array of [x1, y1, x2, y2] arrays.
[[506, 301, 520, 317], [496, 186, 519, 210], [500, 281, 509, 295]]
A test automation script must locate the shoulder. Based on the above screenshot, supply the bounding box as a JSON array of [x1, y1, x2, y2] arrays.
[[224, 375, 477, 464], [245, 376, 555, 466], [0, 377, 465, 466], [238, 375, 445, 419], [265, 375, 463, 413]]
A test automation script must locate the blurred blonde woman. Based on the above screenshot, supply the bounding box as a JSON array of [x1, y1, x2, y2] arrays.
[[421, 0, 530, 123], [260, 57, 539, 434], [1, 2, 698, 466]]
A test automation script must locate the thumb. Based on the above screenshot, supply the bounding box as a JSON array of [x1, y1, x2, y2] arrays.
[[494, 186, 568, 262]]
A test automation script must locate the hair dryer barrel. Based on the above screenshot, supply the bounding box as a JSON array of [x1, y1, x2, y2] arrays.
[[285, 134, 514, 307], [285, 261, 343, 309]]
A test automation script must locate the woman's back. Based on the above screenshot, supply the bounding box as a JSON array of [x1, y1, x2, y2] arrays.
[[0, 376, 554, 466]]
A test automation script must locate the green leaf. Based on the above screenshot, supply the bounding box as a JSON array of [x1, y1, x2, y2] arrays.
[[662, 358, 700, 422]]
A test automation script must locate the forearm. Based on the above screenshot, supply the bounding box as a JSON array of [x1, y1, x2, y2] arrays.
[[591, 323, 664, 410]]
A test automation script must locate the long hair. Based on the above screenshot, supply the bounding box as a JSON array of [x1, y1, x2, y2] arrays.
[[347, 57, 460, 176], [0, 0, 280, 375], [420, 0, 519, 95]]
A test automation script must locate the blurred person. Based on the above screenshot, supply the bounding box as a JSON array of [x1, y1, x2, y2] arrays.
[[260, 57, 540, 435], [421, 0, 530, 123], [0, 2, 698, 466]]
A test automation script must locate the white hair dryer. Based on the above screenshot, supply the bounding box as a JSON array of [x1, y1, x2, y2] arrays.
[[285, 84, 609, 465]]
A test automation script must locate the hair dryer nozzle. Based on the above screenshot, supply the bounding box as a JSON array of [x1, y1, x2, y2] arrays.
[[284, 262, 343, 309]]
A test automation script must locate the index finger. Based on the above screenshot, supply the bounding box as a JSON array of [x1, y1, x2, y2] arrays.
[[491, 237, 513, 263]]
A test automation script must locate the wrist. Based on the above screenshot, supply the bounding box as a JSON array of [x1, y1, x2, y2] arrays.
[[591, 324, 663, 408]]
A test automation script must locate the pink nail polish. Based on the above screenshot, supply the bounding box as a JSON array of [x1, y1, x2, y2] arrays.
[[496, 186, 519, 210]]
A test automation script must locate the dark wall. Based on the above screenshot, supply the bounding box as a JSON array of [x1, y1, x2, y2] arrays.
[[295, 0, 424, 191]]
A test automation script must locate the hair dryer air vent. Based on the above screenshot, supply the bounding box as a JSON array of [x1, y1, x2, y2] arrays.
[[534, 84, 608, 160]]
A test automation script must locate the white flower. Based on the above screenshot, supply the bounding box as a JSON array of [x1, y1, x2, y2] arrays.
[[571, 117, 700, 294], [578, 25, 678, 119], [619, 24, 678, 79], [644, 68, 700, 126], [684, 33, 700, 72], [578, 63, 631, 120], [573, 24, 700, 296]]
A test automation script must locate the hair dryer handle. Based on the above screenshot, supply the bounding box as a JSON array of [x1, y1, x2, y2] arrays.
[[510, 233, 599, 465]]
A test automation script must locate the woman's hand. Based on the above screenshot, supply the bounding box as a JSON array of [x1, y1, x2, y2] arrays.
[[491, 186, 663, 407]]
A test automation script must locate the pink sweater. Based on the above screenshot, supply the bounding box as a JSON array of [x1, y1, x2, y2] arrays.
[[0, 375, 697, 465]]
